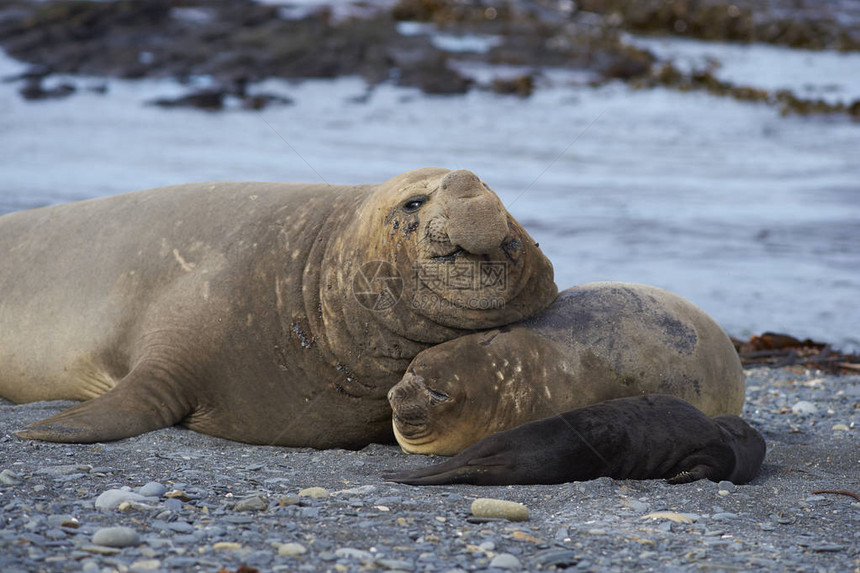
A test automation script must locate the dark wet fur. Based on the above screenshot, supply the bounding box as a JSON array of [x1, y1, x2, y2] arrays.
[[385, 395, 765, 486]]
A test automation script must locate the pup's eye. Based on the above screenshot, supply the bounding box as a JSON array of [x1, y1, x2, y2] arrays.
[[402, 196, 428, 213]]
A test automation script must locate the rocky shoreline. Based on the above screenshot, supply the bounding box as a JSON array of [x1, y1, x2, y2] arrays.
[[1, 366, 858, 572], [1, 0, 858, 117]]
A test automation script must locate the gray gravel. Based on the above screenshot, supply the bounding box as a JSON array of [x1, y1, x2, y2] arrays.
[[1, 368, 857, 572]]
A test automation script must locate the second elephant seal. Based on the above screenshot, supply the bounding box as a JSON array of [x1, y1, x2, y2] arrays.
[[389, 282, 744, 455]]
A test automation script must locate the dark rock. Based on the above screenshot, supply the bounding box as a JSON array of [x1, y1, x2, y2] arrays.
[[241, 93, 293, 110], [19, 78, 75, 100], [396, 53, 471, 94], [490, 74, 535, 97], [151, 89, 224, 110]]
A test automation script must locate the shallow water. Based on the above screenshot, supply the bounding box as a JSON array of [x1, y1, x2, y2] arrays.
[[1, 43, 858, 350], [628, 34, 860, 104]]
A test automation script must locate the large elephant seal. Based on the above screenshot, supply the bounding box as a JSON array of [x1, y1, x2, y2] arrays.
[[385, 394, 766, 486], [389, 282, 744, 455], [0, 168, 557, 447]]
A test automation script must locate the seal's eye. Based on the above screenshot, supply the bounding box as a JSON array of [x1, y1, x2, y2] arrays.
[[402, 196, 428, 213]]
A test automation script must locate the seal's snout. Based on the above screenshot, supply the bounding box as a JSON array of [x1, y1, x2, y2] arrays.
[[388, 372, 431, 425], [388, 372, 426, 404], [440, 169, 483, 199], [440, 170, 509, 255]]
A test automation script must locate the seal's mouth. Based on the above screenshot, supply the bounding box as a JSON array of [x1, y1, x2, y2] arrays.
[[429, 236, 520, 264], [427, 388, 450, 405], [392, 411, 431, 442], [431, 246, 466, 263], [392, 413, 425, 428]]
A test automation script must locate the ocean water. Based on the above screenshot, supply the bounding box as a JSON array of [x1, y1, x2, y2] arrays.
[[1, 42, 858, 350]]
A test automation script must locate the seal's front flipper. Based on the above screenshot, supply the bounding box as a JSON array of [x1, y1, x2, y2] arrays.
[[16, 366, 192, 443], [666, 464, 713, 485]]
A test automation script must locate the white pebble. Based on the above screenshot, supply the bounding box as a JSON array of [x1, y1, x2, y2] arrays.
[[95, 489, 151, 510], [489, 553, 522, 570], [718, 480, 736, 492], [471, 498, 530, 521], [333, 485, 377, 496], [137, 482, 167, 497], [335, 547, 373, 561], [792, 401, 818, 415], [92, 526, 140, 548], [129, 559, 161, 571], [278, 542, 307, 557], [234, 495, 268, 512], [0, 469, 23, 485]]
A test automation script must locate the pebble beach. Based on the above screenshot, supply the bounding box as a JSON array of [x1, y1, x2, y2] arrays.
[[1, 2, 859, 572], [1, 368, 857, 573]]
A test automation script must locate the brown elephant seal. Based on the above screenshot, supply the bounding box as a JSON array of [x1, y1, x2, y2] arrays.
[[389, 282, 744, 455], [385, 394, 766, 486], [0, 168, 556, 447]]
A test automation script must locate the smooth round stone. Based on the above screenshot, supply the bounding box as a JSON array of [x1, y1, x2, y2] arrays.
[[163, 498, 183, 512], [717, 480, 736, 492], [470, 498, 530, 522], [137, 482, 167, 498], [377, 558, 414, 570], [489, 553, 522, 570], [335, 547, 373, 561], [167, 521, 195, 533], [47, 514, 79, 528], [278, 542, 307, 557], [298, 487, 330, 499], [792, 401, 817, 415], [0, 469, 23, 485], [235, 495, 268, 512], [129, 559, 161, 572], [335, 485, 377, 496], [95, 489, 151, 510], [81, 544, 121, 556], [279, 496, 301, 506], [92, 526, 141, 548]]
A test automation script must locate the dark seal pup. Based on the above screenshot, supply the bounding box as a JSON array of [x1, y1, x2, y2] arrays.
[[385, 395, 766, 486], [0, 168, 556, 448]]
